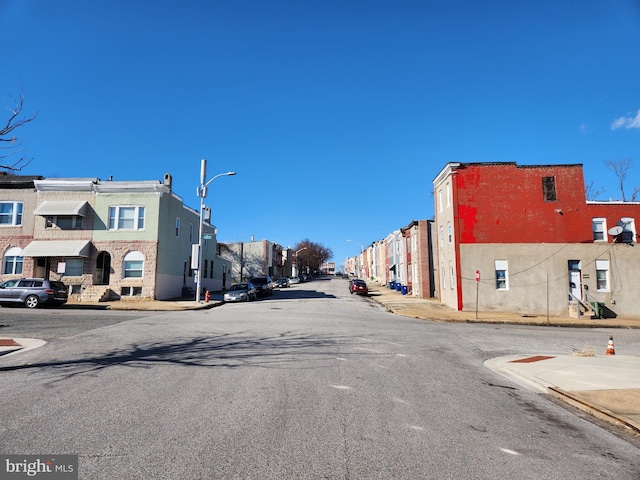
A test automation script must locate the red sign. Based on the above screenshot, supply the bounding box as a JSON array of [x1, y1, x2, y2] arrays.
[[475, 270, 480, 282]]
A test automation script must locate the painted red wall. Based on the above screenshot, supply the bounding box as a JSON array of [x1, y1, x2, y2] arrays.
[[454, 163, 595, 243]]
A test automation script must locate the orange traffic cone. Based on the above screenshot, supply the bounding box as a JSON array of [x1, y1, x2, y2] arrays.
[[606, 336, 615, 356]]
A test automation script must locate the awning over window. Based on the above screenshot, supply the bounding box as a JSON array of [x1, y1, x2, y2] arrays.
[[20, 240, 92, 258], [33, 201, 88, 217]]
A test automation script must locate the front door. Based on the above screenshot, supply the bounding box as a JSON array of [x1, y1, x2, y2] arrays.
[[95, 252, 111, 285], [569, 269, 581, 301]]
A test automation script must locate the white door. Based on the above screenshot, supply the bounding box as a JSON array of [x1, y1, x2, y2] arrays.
[[569, 270, 581, 301]]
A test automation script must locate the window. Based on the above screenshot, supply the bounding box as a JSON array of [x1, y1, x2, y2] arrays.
[[438, 190, 443, 212], [121, 286, 142, 296], [446, 183, 451, 207], [204, 259, 208, 278], [447, 223, 452, 243], [3, 247, 23, 275], [108, 206, 145, 230], [175, 218, 180, 237], [620, 217, 636, 243], [46, 216, 83, 229], [440, 227, 444, 245], [190, 223, 194, 243], [441, 266, 446, 289], [595, 259, 609, 291], [495, 260, 508, 290], [592, 218, 606, 241], [64, 258, 83, 276], [123, 251, 144, 278], [542, 176, 557, 202], [0, 202, 23, 226], [449, 266, 454, 289], [209, 259, 214, 278]]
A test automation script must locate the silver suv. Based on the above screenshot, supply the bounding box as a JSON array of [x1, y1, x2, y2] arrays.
[[0, 278, 69, 308]]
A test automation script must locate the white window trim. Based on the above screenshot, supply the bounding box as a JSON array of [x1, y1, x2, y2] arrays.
[[3, 246, 24, 275], [592, 218, 606, 242], [123, 251, 144, 278], [108, 206, 145, 231], [620, 217, 636, 243], [495, 259, 509, 290], [595, 259, 610, 292], [0, 201, 24, 226]]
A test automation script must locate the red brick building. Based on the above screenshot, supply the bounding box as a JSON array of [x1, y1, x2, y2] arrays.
[[434, 162, 640, 318]]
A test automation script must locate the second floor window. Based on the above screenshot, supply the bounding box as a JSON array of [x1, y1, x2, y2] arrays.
[[0, 202, 23, 226], [46, 216, 83, 229], [108, 206, 145, 231], [592, 218, 606, 241]]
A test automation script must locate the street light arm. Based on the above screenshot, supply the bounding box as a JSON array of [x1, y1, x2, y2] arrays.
[[205, 171, 236, 188]]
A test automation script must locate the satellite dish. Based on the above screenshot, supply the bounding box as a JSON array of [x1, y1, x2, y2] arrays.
[[608, 226, 624, 236]]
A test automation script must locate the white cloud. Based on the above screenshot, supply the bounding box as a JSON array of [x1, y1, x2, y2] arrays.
[[611, 109, 640, 129]]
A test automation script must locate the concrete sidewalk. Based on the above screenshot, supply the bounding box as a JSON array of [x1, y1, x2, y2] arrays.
[[485, 354, 640, 436]]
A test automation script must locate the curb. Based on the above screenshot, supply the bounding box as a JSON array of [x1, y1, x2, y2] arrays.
[[548, 387, 640, 436]]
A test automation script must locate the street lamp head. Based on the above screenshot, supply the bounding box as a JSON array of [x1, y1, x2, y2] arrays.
[[227, 171, 237, 176]]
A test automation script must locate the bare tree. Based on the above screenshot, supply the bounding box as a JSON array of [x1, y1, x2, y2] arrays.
[[603, 158, 637, 201], [584, 180, 605, 201], [294, 238, 333, 273], [1, 84, 39, 171]]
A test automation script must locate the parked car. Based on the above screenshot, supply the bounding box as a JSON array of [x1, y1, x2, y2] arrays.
[[275, 277, 290, 288], [349, 279, 369, 296], [223, 282, 257, 302], [0, 278, 69, 308], [289, 276, 300, 285], [250, 276, 274, 296]]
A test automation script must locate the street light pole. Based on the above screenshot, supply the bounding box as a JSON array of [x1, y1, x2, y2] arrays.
[[293, 247, 308, 277], [347, 239, 364, 278], [195, 159, 236, 303]]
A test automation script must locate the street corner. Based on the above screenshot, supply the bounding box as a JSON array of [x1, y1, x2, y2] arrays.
[[484, 354, 558, 394], [0, 338, 47, 357]]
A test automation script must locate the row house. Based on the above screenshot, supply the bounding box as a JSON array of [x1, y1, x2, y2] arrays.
[[219, 238, 285, 283], [0, 173, 231, 301], [433, 162, 640, 318], [346, 220, 435, 299]]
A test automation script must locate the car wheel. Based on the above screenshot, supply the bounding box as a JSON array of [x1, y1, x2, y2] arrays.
[[25, 295, 40, 309], [350, 289, 353, 294]]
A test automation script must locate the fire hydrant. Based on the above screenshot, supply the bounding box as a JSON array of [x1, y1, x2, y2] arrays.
[[205, 290, 210, 303]]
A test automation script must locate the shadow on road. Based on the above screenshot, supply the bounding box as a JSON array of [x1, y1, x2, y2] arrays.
[[0, 331, 372, 379]]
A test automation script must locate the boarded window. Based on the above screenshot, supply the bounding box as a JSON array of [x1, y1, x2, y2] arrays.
[[542, 176, 557, 202]]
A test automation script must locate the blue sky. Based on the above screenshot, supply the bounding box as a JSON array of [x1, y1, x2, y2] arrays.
[[2, 0, 639, 269]]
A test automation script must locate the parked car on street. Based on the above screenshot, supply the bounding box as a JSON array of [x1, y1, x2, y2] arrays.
[[349, 279, 369, 296], [289, 276, 300, 285], [250, 276, 274, 297], [223, 282, 257, 302], [0, 278, 69, 308], [275, 277, 290, 288]]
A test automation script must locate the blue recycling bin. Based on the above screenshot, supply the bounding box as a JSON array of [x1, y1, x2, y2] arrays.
[[402, 285, 407, 295], [389, 281, 396, 290], [396, 282, 401, 291]]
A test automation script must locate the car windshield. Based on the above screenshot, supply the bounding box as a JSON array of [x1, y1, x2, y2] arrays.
[[353, 280, 366, 286], [230, 284, 248, 291], [251, 278, 267, 285]]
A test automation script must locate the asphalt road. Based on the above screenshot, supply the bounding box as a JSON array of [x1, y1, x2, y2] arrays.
[[1, 278, 639, 479]]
